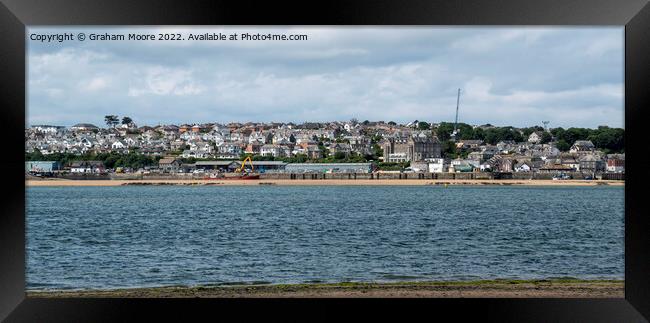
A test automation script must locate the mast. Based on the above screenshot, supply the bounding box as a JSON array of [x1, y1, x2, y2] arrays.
[[454, 88, 461, 134]]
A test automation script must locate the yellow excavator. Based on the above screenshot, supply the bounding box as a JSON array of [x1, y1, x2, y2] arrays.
[[205, 156, 259, 180], [235, 156, 255, 173], [233, 156, 260, 179]]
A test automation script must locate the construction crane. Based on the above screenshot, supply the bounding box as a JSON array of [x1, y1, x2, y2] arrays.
[[451, 88, 461, 140]]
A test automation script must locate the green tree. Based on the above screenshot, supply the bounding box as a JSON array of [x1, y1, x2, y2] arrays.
[[104, 115, 119, 128], [121, 116, 133, 125], [417, 121, 430, 130], [555, 139, 571, 151], [441, 140, 457, 159], [372, 143, 383, 159], [588, 126, 624, 153], [434, 122, 454, 141], [334, 152, 347, 160]]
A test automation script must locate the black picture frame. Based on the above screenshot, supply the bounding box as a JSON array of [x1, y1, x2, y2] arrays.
[[1, 0, 649, 321]]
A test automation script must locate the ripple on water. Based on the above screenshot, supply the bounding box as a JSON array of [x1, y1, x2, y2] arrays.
[[26, 185, 624, 290]]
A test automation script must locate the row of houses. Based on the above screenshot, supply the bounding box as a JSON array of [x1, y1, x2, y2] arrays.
[[407, 153, 624, 174], [26, 122, 623, 176]]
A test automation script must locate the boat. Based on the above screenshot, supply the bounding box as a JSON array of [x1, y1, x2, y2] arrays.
[[204, 173, 260, 180]]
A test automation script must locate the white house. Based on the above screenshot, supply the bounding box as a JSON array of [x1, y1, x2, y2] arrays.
[[426, 158, 448, 173], [111, 140, 127, 150], [514, 161, 533, 172], [527, 131, 543, 143], [260, 144, 282, 157]]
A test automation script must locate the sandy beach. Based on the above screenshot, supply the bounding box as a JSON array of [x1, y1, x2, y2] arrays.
[[26, 178, 624, 187], [26, 280, 624, 298]]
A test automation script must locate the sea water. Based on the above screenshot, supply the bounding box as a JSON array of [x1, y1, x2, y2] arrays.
[[26, 185, 624, 290]]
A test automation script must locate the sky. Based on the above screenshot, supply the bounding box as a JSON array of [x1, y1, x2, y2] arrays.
[[27, 27, 624, 129]]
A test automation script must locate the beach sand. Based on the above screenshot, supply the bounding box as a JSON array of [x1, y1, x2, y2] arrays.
[[26, 178, 624, 187], [27, 280, 624, 298]]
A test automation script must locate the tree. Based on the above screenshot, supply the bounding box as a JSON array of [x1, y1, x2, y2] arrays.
[[434, 122, 454, 141], [441, 140, 458, 159], [387, 121, 397, 126], [26, 149, 44, 161], [555, 139, 570, 151], [561, 127, 591, 145], [417, 121, 430, 130], [588, 126, 624, 153], [362, 120, 370, 125], [550, 127, 565, 141], [122, 116, 133, 125], [473, 127, 486, 141], [372, 144, 383, 159], [540, 132, 553, 144], [104, 115, 119, 128]]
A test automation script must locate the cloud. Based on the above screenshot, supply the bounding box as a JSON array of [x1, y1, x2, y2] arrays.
[[82, 77, 109, 91], [27, 27, 624, 128], [128, 67, 204, 97]]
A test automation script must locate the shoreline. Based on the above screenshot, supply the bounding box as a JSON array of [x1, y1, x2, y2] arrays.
[[26, 178, 624, 187], [26, 279, 624, 298]]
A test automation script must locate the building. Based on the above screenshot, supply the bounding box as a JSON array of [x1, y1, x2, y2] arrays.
[[260, 144, 282, 157], [426, 158, 448, 173], [409, 161, 429, 172], [570, 140, 595, 154], [31, 125, 65, 134], [449, 159, 474, 172], [328, 143, 352, 157], [158, 157, 183, 173], [456, 139, 484, 149], [483, 155, 514, 172], [382, 135, 441, 162], [194, 161, 238, 172], [25, 161, 61, 173], [70, 123, 99, 132], [539, 163, 574, 173], [233, 161, 287, 173], [284, 163, 373, 173], [69, 161, 105, 173], [527, 131, 544, 144], [579, 154, 605, 173], [514, 160, 533, 172], [606, 158, 625, 173]]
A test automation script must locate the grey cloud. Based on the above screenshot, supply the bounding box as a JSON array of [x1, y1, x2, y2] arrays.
[[27, 26, 623, 128]]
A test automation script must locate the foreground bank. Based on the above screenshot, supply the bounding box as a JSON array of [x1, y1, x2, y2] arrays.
[[26, 179, 624, 187], [27, 279, 624, 298]]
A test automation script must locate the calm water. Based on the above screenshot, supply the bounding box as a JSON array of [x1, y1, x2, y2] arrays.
[[26, 185, 624, 290]]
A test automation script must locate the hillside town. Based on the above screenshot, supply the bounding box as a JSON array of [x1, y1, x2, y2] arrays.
[[25, 117, 625, 179]]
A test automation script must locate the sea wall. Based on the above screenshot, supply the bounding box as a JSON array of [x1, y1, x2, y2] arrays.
[[37, 171, 622, 181]]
